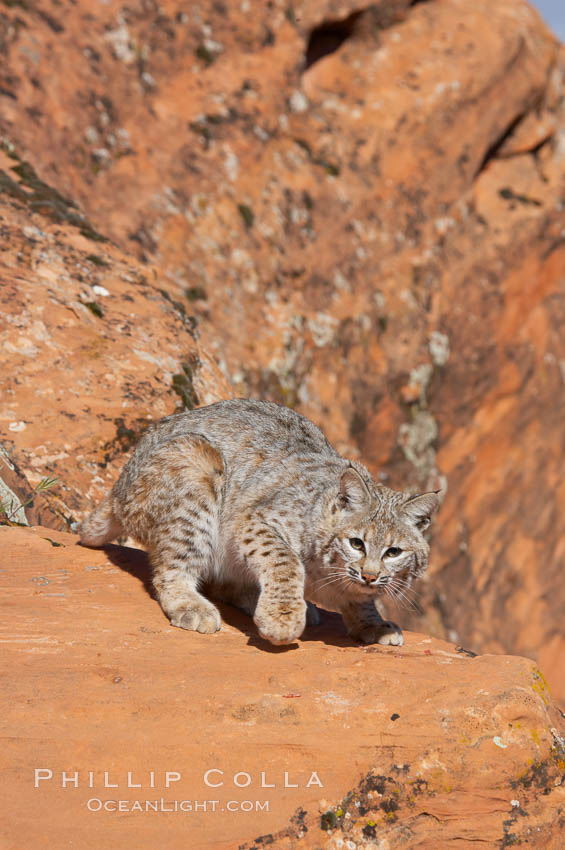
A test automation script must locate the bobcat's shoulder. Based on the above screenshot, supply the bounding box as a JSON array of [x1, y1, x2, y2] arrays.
[[80, 399, 440, 645]]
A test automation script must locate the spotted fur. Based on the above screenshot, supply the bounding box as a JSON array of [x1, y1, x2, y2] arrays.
[[80, 399, 439, 645]]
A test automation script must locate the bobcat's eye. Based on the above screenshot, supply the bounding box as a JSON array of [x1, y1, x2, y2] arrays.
[[348, 538, 365, 552], [383, 546, 402, 559]]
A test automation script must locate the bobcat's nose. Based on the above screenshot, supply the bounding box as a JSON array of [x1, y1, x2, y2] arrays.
[[361, 572, 377, 584]]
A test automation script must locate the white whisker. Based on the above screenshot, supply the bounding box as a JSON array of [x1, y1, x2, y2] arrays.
[[387, 581, 419, 612], [312, 571, 346, 588], [391, 577, 420, 599], [313, 575, 348, 592]]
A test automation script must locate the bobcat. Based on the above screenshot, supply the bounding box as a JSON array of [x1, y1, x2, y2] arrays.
[[80, 399, 439, 646]]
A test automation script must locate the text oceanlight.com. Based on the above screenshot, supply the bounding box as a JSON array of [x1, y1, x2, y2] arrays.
[[86, 798, 270, 813]]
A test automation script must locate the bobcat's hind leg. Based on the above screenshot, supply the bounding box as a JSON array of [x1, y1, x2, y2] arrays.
[[153, 557, 221, 633], [140, 435, 225, 635]]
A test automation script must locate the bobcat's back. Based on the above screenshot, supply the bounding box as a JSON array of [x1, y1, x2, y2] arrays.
[[115, 398, 344, 511], [79, 399, 439, 646]]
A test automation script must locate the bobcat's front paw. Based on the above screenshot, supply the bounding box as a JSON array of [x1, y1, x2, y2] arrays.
[[350, 620, 403, 646], [254, 599, 307, 645], [170, 600, 221, 634]]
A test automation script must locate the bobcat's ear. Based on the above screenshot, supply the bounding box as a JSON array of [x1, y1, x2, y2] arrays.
[[402, 491, 441, 531], [338, 466, 371, 513]]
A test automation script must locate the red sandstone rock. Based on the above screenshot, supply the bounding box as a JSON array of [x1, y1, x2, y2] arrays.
[[0, 161, 231, 529], [1, 525, 564, 849], [1, 0, 565, 707]]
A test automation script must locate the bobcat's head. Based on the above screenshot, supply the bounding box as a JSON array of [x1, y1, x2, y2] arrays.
[[317, 464, 440, 601]]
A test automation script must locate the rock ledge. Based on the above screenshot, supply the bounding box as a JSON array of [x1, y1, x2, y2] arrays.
[[1, 526, 564, 849]]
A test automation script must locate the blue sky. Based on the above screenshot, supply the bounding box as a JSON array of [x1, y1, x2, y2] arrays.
[[531, 0, 565, 41]]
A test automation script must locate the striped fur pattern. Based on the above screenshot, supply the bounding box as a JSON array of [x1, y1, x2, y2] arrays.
[[80, 399, 439, 645]]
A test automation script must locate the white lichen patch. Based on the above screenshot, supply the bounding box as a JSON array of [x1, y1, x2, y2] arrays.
[[104, 17, 137, 65], [223, 146, 239, 182], [416, 753, 448, 774], [290, 205, 308, 225], [132, 349, 177, 370], [91, 148, 111, 167], [433, 217, 455, 235], [3, 338, 39, 357], [29, 450, 69, 469], [398, 410, 438, 481], [288, 90, 309, 113], [313, 691, 352, 716], [253, 125, 269, 142], [203, 37, 224, 55], [429, 331, 450, 366], [230, 248, 259, 293], [22, 225, 48, 241], [141, 71, 156, 88], [333, 270, 350, 292], [408, 363, 434, 403], [307, 313, 339, 347], [84, 126, 99, 145]]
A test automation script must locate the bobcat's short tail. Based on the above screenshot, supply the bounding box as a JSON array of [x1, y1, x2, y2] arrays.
[[79, 496, 123, 547]]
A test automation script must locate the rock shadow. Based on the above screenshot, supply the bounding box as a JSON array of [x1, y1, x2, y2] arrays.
[[87, 541, 368, 651], [101, 542, 155, 598], [218, 602, 356, 651]]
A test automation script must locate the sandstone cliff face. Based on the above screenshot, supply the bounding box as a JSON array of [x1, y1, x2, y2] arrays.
[[2, 526, 564, 849], [1, 1, 565, 699], [0, 145, 231, 528]]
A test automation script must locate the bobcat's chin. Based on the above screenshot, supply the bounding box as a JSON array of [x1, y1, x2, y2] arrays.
[[81, 399, 439, 646]]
